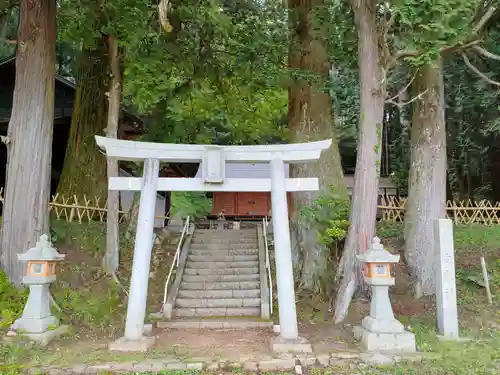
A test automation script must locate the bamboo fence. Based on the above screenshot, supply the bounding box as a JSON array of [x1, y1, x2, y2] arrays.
[[0, 188, 169, 224], [379, 195, 500, 225], [0, 187, 497, 225]]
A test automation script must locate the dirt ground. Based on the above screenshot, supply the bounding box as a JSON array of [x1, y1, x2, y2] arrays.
[[154, 328, 275, 361], [38, 323, 353, 366]]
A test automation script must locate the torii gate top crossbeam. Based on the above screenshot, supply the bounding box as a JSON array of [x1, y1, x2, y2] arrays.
[[95, 136, 332, 163]]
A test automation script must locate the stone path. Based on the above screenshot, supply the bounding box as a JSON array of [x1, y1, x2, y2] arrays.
[[26, 351, 427, 374]]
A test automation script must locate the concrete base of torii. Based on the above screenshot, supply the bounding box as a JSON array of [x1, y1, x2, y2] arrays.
[[269, 325, 313, 354], [109, 336, 156, 352], [270, 335, 313, 354]]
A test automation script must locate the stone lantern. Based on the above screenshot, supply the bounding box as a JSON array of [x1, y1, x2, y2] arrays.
[[354, 237, 416, 352], [10, 234, 68, 345]]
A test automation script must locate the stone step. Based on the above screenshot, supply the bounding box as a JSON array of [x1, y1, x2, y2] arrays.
[[178, 289, 261, 299], [193, 235, 257, 241], [185, 261, 259, 269], [173, 307, 260, 318], [180, 281, 260, 290], [175, 297, 261, 308], [190, 243, 258, 250], [182, 274, 260, 282], [189, 249, 258, 257], [195, 229, 256, 234], [184, 267, 259, 276], [157, 318, 273, 329], [187, 254, 258, 262], [191, 238, 258, 244]]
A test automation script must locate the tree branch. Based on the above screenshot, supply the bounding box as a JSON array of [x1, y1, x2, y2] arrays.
[[462, 52, 500, 87], [472, 45, 500, 60], [386, 69, 418, 103], [158, 0, 172, 33], [0, 38, 16, 44], [440, 39, 481, 55], [387, 89, 428, 107], [472, 5, 497, 34]]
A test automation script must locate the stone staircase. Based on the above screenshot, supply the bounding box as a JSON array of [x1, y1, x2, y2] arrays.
[[161, 227, 271, 328]]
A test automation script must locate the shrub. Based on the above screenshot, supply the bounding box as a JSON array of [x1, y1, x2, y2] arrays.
[[300, 186, 350, 246]]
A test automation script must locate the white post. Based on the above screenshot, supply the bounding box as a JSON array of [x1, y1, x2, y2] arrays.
[[434, 218, 459, 340], [270, 157, 298, 340], [124, 158, 160, 341]]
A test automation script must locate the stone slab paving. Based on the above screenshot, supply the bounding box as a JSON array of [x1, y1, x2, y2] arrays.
[[26, 351, 428, 374]]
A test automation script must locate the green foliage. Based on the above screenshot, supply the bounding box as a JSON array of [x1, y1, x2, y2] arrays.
[[121, 0, 288, 146], [0, 5, 17, 60], [393, 0, 479, 64], [443, 33, 500, 200], [324, 0, 357, 69], [171, 192, 212, 219], [0, 270, 27, 329], [300, 187, 350, 246], [148, 79, 288, 145]]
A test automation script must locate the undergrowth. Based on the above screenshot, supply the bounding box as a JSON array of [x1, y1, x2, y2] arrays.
[[0, 270, 27, 329], [50, 220, 128, 335]]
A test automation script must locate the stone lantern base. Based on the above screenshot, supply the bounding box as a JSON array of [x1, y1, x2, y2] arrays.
[[354, 317, 416, 353], [9, 325, 69, 347]]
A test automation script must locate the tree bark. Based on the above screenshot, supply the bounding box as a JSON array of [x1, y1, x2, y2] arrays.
[[104, 36, 121, 274], [0, 0, 56, 287], [56, 39, 109, 198], [288, 0, 348, 293], [334, 0, 386, 323], [404, 60, 446, 298]]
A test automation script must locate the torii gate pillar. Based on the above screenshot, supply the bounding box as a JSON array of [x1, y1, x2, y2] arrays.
[[269, 158, 312, 353], [270, 158, 298, 339]]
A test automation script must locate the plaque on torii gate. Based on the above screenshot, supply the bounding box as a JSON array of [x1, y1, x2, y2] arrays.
[[95, 135, 331, 352]]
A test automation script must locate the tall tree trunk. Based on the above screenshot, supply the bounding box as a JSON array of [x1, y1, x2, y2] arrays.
[[334, 0, 386, 323], [404, 60, 446, 298], [288, 0, 348, 293], [1, 0, 56, 287], [57, 39, 109, 198], [104, 36, 121, 274]]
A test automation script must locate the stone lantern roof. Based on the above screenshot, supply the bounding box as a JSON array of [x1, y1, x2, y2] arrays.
[[357, 237, 400, 264], [18, 234, 65, 262]]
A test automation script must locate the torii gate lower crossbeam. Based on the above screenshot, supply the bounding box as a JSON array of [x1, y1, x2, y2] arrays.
[[95, 136, 331, 352]]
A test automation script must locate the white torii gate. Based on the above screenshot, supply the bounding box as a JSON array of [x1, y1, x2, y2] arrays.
[[95, 135, 331, 351]]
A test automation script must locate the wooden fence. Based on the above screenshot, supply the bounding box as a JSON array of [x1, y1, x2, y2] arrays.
[[379, 196, 500, 225], [0, 188, 169, 224]]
